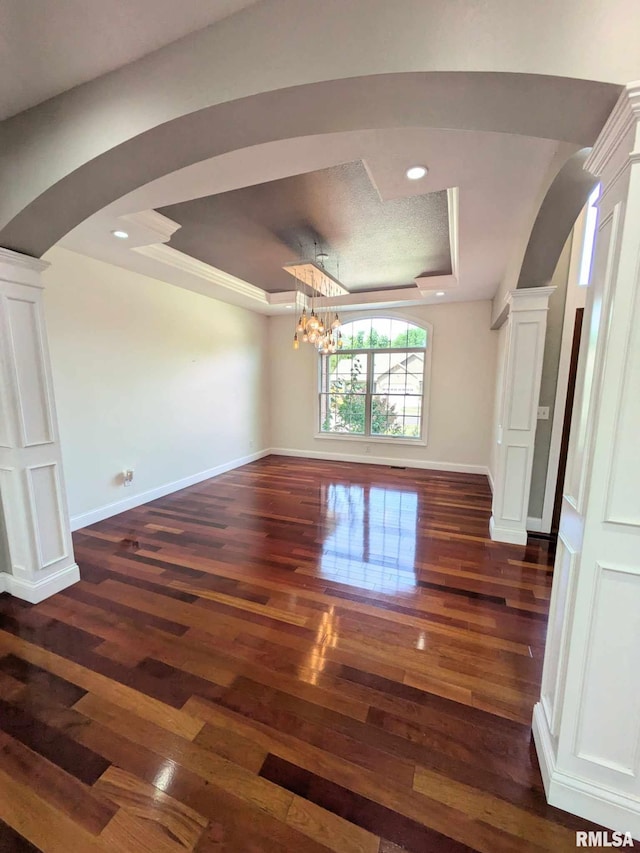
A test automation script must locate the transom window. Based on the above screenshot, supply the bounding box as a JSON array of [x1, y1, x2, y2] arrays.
[[319, 318, 428, 440]]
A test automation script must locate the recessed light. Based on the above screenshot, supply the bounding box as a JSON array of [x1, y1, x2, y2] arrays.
[[406, 165, 428, 181], [286, 305, 293, 309], [111, 229, 129, 240], [436, 291, 445, 296]]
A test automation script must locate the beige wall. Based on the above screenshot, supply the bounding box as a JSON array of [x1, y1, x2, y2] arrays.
[[269, 301, 497, 473], [43, 247, 269, 525]]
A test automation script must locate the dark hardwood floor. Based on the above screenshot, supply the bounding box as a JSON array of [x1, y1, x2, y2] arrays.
[[0, 455, 611, 851]]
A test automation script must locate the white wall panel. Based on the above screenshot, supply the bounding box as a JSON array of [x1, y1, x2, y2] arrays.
[[26, 463, 66, 568], [501, 445, 528, 522], [541, 535, 578, 737], [604, 270, 640, 527], [6, 297, 52, 446], [507, 321, 539, 431], [576, 564, 640, 776]]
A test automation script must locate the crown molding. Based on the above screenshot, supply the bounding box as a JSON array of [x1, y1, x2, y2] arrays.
[[0, 247, 49, 274], [133, 243, 269, 306], [413, 186, 459, 291], [132, 241, 458, 315], [415, 274, 458, 293], [585, 81, 640, 178], [121, 210, 181, 244], [508, 285, 555, 312]]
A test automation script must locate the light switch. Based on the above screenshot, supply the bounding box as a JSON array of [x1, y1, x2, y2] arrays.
[[537, 406, 550, 421]]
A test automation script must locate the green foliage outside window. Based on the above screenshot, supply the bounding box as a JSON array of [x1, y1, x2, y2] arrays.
[[341, 326, 426, 350], [326, 356, 402, 435]]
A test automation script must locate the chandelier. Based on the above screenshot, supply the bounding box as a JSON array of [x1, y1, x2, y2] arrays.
[[283, 252, 347, 354]]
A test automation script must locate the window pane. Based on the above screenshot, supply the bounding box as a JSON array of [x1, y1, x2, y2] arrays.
[[402, 416, 421, 438], [320, 392, 366, 434], [341, 318, 371, 349], [338, 319, 426, 350], [339, 395, 366, 434], [329, 353, 367, 392], [371, 395, 402, 435], [372, 352, 391, 390], [320, 318, 426, 440], [389, 320, 408, 348], [369, 318, 392, 348], [406, 325, 427, 348]]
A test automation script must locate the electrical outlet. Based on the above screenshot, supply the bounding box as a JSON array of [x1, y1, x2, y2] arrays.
[[364, 445, 371, 455], [537, 406, 550, 421], [249, 439, 254, 449], [123, 469, 134, 487]]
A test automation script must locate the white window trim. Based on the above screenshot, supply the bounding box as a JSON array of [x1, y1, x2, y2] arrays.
[[312, 311, 433, 446]]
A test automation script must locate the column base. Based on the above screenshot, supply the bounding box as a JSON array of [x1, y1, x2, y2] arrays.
[[0, 563, 80, 604], [489, 515, 528, 545], [533, 703, 640, 840]]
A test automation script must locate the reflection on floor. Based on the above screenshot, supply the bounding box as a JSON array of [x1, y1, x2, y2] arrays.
[[0, 455, 611, 852], [321, 483, 418, 591]]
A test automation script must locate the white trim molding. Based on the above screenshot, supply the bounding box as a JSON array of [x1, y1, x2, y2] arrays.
[[489, 517, 527, 546], [533, 80, 640, 840], [134, 242, 270, 306], [533, 704, 640, 839], [69, 448, 489, 532], [121, 209, 181, 243], [70, 449, 271, 530], [584, 81, 640, 178], [0, 251, 78, 603], [490, 286, 554, 544], [270, 447, 488, 478], [0, 247, 49, 276], [0, 564, 80, 604], [124, 199, 463, 315]]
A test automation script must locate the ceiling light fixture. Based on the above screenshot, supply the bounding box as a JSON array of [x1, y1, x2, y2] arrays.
[[436, 291, 445, 296], [111, 229, 129, 239], [284, 247, 347, 354], [406, 165, 428, 181]]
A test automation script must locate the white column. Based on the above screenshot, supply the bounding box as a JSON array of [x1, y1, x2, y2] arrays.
[[490, 287, 554, 545], [533, 82, 640, 839], [0, 248, 79, 602]]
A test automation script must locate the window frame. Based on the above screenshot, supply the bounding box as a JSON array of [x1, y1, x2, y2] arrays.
[[314, 315, 432, 446]]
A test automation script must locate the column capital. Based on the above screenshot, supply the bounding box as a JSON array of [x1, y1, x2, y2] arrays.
[[585, 80, 640, 178], [0, 247, 49, 289], [508, 286, 555, 312]]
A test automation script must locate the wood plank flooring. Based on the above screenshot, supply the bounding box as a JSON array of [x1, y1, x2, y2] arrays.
[[0, 455, 617, 851]]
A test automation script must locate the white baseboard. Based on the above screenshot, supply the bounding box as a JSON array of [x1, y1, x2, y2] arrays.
[[533, 703, 640, 840], [69, 446, 489, 533], [487, 467, 495, 494], [0, 563, 80, 604], [489, 515, 528, 545], [70, 449, 270, 530], [527, 516, 544, 533], [270, 447, 489, 478]]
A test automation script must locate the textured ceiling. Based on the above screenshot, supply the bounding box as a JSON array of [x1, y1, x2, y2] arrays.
[[159, 162, 451, 293]]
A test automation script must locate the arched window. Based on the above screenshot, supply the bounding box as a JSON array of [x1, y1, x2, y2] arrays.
[[318, 317, 428, 440]]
